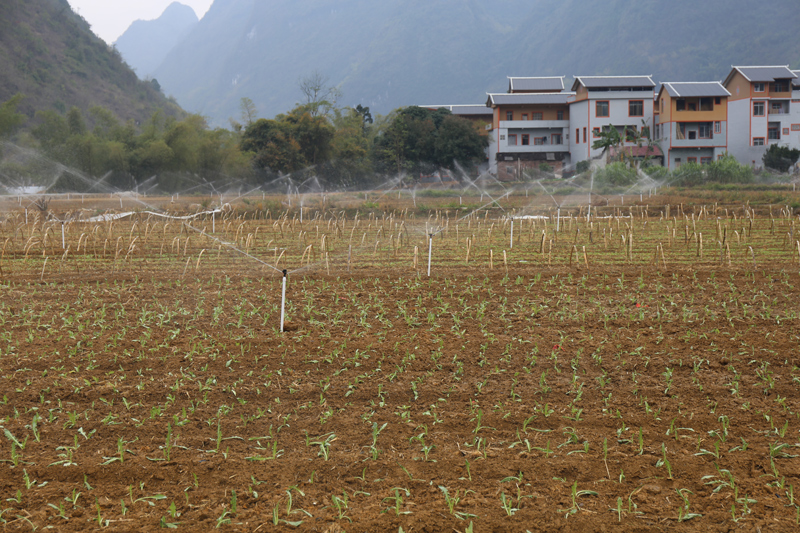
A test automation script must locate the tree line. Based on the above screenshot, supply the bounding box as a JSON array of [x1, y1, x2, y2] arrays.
[[0, 86, 489, 193]]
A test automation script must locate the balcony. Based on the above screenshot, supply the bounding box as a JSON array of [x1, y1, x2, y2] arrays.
[[499, 120, 569, 130], [501, 143, 569, 153]]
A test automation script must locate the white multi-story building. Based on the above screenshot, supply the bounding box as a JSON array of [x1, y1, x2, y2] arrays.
[[486, 77, 572, 180], [568, 76, 656, 166], [723, 66, 798, 168], [654, 82, 731, 169]]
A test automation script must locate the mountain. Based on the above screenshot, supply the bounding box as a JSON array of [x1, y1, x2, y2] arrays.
[[0, 0, 183, 124], [151, 0, 800, 125], [115, 2, 198, 79]]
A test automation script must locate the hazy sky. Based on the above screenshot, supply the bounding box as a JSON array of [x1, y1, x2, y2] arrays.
[[67, 1, 214, 44]]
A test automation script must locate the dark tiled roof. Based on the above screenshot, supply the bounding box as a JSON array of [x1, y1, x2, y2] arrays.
[[572, 76, 656, 90], [725, 66, 798, 85], [486, 93, 574, 106], [419, 105, 493, 116], [508, 77, 564, 92], [661, 82, 730, 98]]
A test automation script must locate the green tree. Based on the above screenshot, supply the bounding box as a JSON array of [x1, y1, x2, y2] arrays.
[[240, 97, 258, 126], [763, 144, 800, 173], [434, 114, 488, 170], [241, 118, 306, 173], [283, 105, 335, 166], [0, 94, 26, 138], [66, 107, 87, 136]]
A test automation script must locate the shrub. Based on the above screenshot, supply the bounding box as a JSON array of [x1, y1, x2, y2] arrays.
[[594, 162, 638, 187], [763, 145, 800, 173], [575, 160, 590, 174]]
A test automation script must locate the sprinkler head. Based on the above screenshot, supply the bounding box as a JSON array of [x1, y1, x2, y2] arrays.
[[282, 269, 287, 277]]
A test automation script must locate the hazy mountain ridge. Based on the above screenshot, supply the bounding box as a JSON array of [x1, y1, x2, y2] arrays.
[[114, 2, 198, 78], [149, 0, 800, 125], [0, 0, 182, 124]]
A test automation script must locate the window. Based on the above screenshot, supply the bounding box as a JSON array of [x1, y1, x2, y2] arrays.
[[629, 100, 644, 116], [508, 134, 517, 146], [783, 128, 790, 135], [687, 101, 697, 111], [753, 101, 765, 116], [641, 126, 650, 139], [583, 128, 587, 143], [792, 124, 800, 131], [522, 114, 528, 121], [753, 137, 765, 146], [688, 129, 697, 140], [771, 102, 784, 114], [714, 121, 722, 134], [521, 134, 530, 145], [596, 101, 609, 117], [676, 99, 686, 111], [675, 158, 682, 168], [770, 82, 789, 92], [532, 112, 543, 120], [688, 157, 697, 164], [715, 97, 721, 105], [534, 137, 546, 146], [557, 110, 564, 120], [678, 123, 686, 139], [700, 157, 712, 165], [551, 133, 562, 144], [576, 129, 580, 143], [698, 123, 712, 139], [768, 126, 779, 140], [699, 98, 713, 111], [592, 127, 601, 137], [754, 83, 765, 92], [506, 111, 513, 121]]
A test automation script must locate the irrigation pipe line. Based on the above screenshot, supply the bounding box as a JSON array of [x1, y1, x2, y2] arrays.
[[86, 208, 225, 223], [181, 220, 283, 274]]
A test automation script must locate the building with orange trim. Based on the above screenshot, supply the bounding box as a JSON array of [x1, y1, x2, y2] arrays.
[[486, 83, 572, 180], [568, 76, 656, 166], [655, 82, 730, 169], [723, 66, 798, 168]]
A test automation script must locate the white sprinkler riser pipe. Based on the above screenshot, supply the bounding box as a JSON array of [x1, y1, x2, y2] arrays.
[[427, 235, 433, 277], [556, 208, 561, 232], [61, 224, 65, 249], [510, 219, 514, 249], [280, 271, 287, 332]]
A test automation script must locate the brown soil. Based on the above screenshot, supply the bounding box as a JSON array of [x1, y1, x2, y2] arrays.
[[0, 196, 798, 531]]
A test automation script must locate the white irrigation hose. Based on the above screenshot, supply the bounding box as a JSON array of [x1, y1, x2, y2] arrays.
[[510, 218, 514, 249]]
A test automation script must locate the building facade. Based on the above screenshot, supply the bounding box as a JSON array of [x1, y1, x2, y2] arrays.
[[723, 66, 799, 168], [568, 76, 656, 166], [417, 65, 800, 179], [486, 88, 572, 180], [655, 82, 730, 169]]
